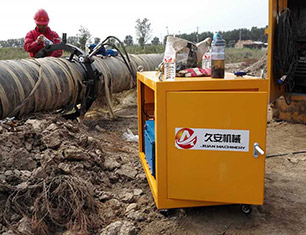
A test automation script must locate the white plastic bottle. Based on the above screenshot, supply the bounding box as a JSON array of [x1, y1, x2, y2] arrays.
[[202, 48, 211, 69], [163, 42, 176, 81], [43, 36, 53, 46]]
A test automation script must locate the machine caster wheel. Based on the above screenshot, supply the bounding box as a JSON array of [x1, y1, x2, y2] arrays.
[[240, 204, 252, 215], [159, 209, 171, 217]]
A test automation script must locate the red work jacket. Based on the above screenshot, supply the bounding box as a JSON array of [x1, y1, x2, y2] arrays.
[[24, 26, 63, 57]]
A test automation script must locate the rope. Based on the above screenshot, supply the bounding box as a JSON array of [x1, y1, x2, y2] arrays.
[[93, 57, 114, 117], [52, 58, 85, 110], [0, 78, 10, 118], [7, 59, 43, 117], [103, 73, 114, 118], [11, 60, 38, 114]]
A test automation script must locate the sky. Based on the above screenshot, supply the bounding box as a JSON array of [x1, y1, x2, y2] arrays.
[[0, 0, 268, 42]]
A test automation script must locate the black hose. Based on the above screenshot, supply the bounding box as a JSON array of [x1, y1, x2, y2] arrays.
[[273, 8, 298, 105], [102, 42, 136, 81], [104, 36, 131, 63], [90, 36, 136, 81]]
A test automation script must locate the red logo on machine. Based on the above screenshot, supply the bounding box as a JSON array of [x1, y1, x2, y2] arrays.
[[175, 128, 197, 149]]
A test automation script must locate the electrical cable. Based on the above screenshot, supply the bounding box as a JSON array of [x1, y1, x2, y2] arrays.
[[103, 36, 131, 63], [142, 100, 153, 119], [266, 150, 306, 159], [89, 36, 136, 81], [101, 42, 136, 81], [273, 6, 299, 105]]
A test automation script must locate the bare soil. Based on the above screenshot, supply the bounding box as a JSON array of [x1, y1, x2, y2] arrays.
[[0, 89, 305, 235]]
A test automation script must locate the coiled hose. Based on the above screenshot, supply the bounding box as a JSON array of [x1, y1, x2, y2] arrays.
[[0, 54, 163, 119], [273, 8, 298, 105]]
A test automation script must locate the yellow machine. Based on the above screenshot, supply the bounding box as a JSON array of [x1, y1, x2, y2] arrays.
[[268, 0, 306, 123], [137, 73, 268, 213], [137, 0, 306, 213]]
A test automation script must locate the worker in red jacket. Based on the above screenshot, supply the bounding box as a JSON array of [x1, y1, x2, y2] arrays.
[[24, 9, 62, 57]]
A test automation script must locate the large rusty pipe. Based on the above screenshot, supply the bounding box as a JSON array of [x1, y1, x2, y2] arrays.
[[0, 54, 163, 119]]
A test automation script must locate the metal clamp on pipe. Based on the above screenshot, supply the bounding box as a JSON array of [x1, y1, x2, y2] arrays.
[[35, 33, 102, 118], [78, 55, 102, 115]]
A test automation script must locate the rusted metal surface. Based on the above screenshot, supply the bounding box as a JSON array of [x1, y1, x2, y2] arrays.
[[272, 94, 306, 123]]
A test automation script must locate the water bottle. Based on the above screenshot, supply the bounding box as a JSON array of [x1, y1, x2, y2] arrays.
[[43, 36, 53, 46], [202, 49, 211, 69], [211, 33, 225, 78], [163, 41, 176, 81]]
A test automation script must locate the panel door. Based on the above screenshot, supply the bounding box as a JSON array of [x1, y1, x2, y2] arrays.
[[166, 91, 268, 205]]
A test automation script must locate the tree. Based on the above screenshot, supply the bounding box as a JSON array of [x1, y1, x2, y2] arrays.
[[94, 37, 101, 44], [67, 36, 79, 46], [107, 38, 116, 45], [151, 37, 160, 45], [135, 18, 152, 47], [0, 38, 24, 48], [124, 35, 133, 46], [78, 26, 91, 50], [199, 32, 213, 42]]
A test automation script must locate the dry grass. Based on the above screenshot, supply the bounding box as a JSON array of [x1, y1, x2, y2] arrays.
[[4, 175, 100, 234]]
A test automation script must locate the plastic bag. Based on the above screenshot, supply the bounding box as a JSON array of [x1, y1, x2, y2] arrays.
[[122, 129, 139, 142], [161, 36, 212, 72]]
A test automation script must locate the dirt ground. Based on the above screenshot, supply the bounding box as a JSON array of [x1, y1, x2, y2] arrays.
[[0, 88, 305, 235]]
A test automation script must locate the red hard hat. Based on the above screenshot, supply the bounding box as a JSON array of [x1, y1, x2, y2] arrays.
[[34, 9, 49, 25]]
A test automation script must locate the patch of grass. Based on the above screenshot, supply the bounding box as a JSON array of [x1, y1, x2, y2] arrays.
[[125, 45, 164, 54], [0, 45, 165, 61], [0, 46, 266, 65], [0, 47, 29, 60], [225, 48, 267, 64]]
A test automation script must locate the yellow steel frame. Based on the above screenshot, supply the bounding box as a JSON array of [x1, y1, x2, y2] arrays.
[[268, 0, 287, 102], [137, 72, 268, 209]]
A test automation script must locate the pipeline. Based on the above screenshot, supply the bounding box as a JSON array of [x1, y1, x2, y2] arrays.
[[0, 54, 162, 119]]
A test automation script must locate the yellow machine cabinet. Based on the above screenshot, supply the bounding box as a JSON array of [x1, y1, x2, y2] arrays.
[[137, 72, 268, 210]]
